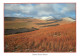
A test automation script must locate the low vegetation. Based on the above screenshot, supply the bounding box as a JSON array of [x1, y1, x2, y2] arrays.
[[4, 22, 76, 52]]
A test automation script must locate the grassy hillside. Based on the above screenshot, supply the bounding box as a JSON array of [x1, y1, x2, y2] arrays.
[[4, 17, 74, 35], [4, 17, 73, 29], [4, 22, 76, 52]]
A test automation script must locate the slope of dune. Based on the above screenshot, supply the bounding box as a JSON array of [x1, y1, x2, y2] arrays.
[[62, 17, 75, 22], [4, 22, 76, 52]]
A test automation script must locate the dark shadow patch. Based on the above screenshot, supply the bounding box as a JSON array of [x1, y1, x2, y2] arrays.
[[42, 24, 59, 27], [36, 19, 62, 25], [4, 17, 34, 21], [4, 17, 16, 21], [4, 27, 39, 35]]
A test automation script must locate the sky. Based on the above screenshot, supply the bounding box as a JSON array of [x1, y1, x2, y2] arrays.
[[4, 3, 76, 19]]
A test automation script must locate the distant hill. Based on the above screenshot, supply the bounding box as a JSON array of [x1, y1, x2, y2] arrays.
[[4, 17, 75, 30], [4, 17, 34, 21], [61, 17, 75, 22], [4, 17, 16, 21]]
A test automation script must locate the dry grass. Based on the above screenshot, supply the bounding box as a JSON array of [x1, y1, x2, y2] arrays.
[[4, 22, 76, 52]]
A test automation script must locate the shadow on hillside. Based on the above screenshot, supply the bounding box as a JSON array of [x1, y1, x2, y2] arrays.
[[4, 27, 39, 35], [42, 24, 59, 27], [36, 20, 62, 25]]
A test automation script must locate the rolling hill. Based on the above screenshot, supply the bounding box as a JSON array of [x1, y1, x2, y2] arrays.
[[4, 17, 76, 35], [4, 22, 76, 52], [62, 17, 75, 22]]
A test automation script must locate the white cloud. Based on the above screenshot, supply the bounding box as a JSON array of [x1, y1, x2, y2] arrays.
[[20, 4, 34, 14], [4, 4, 21, 11], [13, 13, 24, 17], [4, 3, 76, 18], [4, 4, 34, 14], [35, 4, 53, 11], [35, 4, 54, 16], [37, 11, 53, 16], [61, 4, 76, 13]]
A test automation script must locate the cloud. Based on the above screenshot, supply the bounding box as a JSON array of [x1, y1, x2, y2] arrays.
[[4, 4, 21, 12], [34, 4, 54, 16], [13, 13, 24, 17], [4, 4, 34, 14], [4, 3, 76, 19], [61, 4, 76, 13]]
